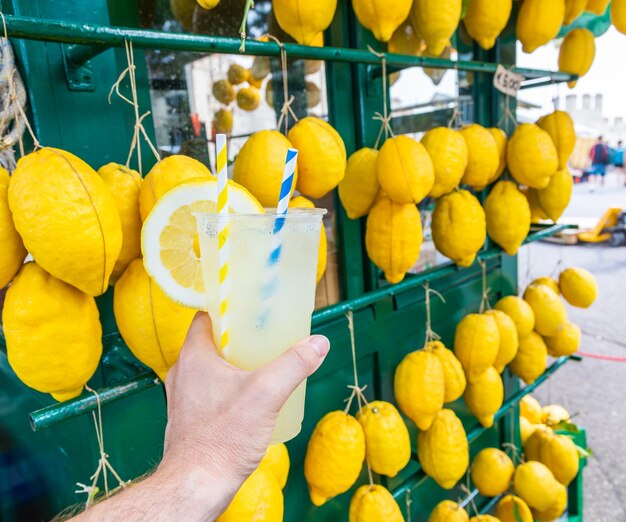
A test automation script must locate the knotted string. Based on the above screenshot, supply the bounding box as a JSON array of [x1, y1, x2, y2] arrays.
[[109, 40, 160, 175], [343, 310, 374, 486], [405, 490, 413, 522], [478, 259, 492, 313], [238, 0, 255, 52], [447, 61, 462, 129], [497, 91, 517, 134], [266, 35, 299, 134], [502, 441, 522, 466], [77, 386, 127, 507], [0, 12, 40, 157], [459, 483, 479, 515], [423, 282, 446, 345], [368, 46, 394, 150]]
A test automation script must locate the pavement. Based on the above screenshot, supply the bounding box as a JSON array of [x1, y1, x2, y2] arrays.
[[518, 172, 626, 521]]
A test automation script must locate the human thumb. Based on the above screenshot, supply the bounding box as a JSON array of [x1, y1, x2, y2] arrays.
[[254, 335, 330, 407]]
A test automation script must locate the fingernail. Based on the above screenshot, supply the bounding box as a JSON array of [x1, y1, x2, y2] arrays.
[[308, 335, 330, 357]]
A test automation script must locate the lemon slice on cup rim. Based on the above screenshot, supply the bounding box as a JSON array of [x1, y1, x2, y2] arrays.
[[141, 177, 263, 309]]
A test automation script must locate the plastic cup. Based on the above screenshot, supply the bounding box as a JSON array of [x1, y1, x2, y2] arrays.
[[195, 208, 326, 443]]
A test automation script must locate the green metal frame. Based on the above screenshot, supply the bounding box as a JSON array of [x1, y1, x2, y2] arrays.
[[0, 1, 584, 520]]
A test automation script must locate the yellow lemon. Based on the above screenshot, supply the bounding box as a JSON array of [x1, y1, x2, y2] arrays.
[[536, 110, 576, 170], [485, 309, 519, 373], [352, 0, 412, 42], [216, 466, 283, 522], [251, 56, 271, 81], [524, 283, 568, 335], [289, 196, 327, 283], [394, 348, 445, 430], [233, 130, 297, 208], [170, 0, 195, 30], [531, 276, 560, 295], [544, 320, 581, 357], [388, 20, 424, 55], [339, 147, 379, 219], [559, 28, 596, 88], [508, 124, 559, 189], [98, 163, 142, 285], [418, 409, 469, 489], [564, 0, 587, 24], [586, 0, 610, 15], [514, 461, 560, 511], [517, 0, 565, 53], [411, 0, 462, 56], [3, 262, 102, 401], [236, 86, 261, 111], [469, 517, 499, 522], [432, 189, 486, 267], [459, 124, 500, 189], [453, 313, 500, 382], [510, 331, 548, 384], [0, 167, 26, 288], [559, 267, 598, 308], [520, 416, 542, 445], [525, 187, 550, 223], [213, 109, 234, 135], [139, 154, 212, 221], [536, 168, 573, 223], [141, 178, 263, 309], [9, 148, 122, 296], [349, 485, 404, 522], [197, 0, 221, 8], [304, 411, 365, 506], [485, 180, 531, 256], [114, 259, 195, 381], [520, 395, 543, 424], [495, 495, 533, 522], [464, 366, 504, 428], [273, 0, 337, 45], [542, 404, 571, 426], [356, 401, 411, 477], [494, 295, 535, 338], [532, 483, 567, 522], [421, 127, 468, 198], [377, 135, 434, 204], [289, 117, 347, 199], [429, 500, 469, 522], [227, 63, 249, 85], [429, 340, 467, 403], [471, 448, 515, 497], [489, 127, 508, 183], [612, 0, 626, 34], [524, 428, 580, 485], [212, 79, 235, 104], [259, 444, 290, 489], [365, 196, 423, 284], [464, 0, 513, 50]]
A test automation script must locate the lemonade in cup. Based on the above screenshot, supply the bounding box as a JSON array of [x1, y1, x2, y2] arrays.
[[195, 208, 326, 443]]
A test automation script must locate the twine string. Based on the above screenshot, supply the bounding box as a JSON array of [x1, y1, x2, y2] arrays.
[[405, 490, 412, 522], [502, 441, 522, 466], [459, 483, 479, 516], [478, 259, 492, 313], [108, 40, 160, 174], [266, 35, 299, 134], [343, 310, 374, 486], [78, 386, 127, 507], [423, 283, 446, 345], [0, 12, 40, 156], [238, 0, 255, 52], [447, 61, 462, 129], [497, 92, 518, 133], [368, 46, 394, 150]]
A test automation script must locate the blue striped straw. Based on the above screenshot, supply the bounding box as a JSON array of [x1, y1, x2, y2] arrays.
[[258, 148, 298, 327]]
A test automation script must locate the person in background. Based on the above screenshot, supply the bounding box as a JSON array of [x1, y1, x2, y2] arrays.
[[589, 135, 609, 190], [613, 140, 625, 186]]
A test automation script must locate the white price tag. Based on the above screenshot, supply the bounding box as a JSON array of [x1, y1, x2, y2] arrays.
[[493, 65, 524, 97]]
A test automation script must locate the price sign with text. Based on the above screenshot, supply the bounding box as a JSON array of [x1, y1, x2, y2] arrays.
[[493, 65, 525, 97]]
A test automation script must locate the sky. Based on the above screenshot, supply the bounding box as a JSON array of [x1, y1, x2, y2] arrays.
[[517, 26, 626, 123]]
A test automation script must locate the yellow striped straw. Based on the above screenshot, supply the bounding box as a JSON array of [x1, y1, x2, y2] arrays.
[[216, 133, 230, 352]]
